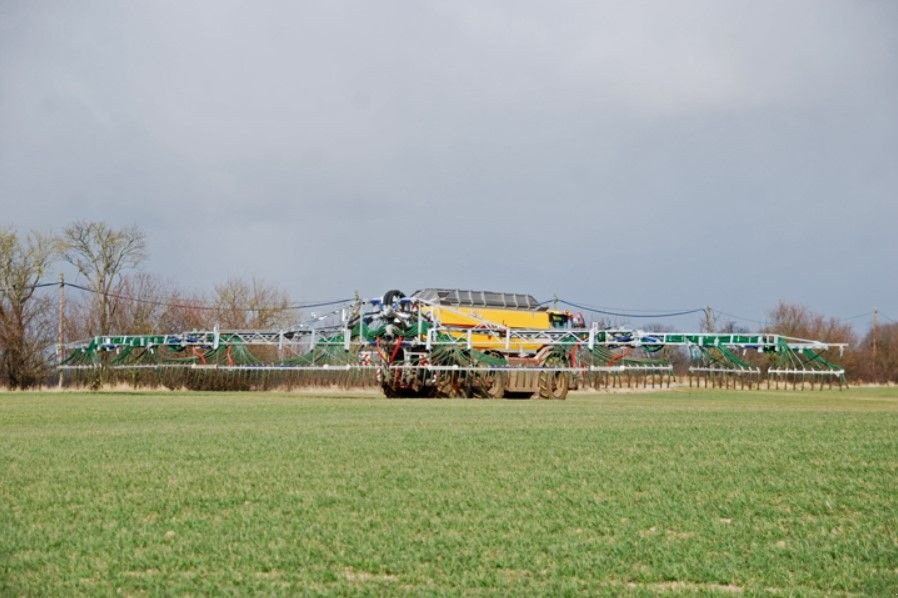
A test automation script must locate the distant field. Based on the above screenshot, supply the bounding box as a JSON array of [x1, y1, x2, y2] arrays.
[[2, 389, 897, 595]]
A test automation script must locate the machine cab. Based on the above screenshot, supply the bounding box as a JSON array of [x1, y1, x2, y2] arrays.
[[548, 311, 574, 329]]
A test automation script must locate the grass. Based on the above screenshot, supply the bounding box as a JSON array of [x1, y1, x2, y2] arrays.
[[1, 388, 897, 595]]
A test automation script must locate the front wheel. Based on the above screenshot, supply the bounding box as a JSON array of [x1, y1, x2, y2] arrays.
[[538, 356, 569, 400]]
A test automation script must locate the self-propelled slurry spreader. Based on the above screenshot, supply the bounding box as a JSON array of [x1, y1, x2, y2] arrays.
[[61, 288, 847, 398]]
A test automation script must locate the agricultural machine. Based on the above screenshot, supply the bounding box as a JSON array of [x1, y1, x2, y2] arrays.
[[60, 288, 848, 397]]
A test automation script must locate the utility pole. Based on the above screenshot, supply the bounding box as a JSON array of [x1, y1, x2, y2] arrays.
[[872, 307, 879, 360], [57, 273, 65, 389], [703, 305, 715, 333]]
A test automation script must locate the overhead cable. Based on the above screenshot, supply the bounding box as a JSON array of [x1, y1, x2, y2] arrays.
[[712, 309, 766, 326], [558, 299, 705, 319], [63, 282, 352, 312]]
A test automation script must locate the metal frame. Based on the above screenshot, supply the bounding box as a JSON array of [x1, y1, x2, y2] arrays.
[[59, 295, 848, 381]]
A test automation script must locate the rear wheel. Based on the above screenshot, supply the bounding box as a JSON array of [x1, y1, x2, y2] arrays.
[[549, 370, 569, 399], [435, 370, 465, 398], [538, 355, 569, 400], [486, 371, 507, 399]]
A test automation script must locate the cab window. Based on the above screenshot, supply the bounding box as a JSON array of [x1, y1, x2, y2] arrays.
[[549, 313, 571, 329]]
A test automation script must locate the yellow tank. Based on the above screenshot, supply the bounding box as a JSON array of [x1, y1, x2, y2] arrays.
[[412, 288, 573, 355]]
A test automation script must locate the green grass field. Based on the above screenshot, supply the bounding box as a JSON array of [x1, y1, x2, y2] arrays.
[[2, 388, 897, 595]]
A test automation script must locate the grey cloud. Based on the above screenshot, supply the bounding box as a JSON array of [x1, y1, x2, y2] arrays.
[[1, 0, 896, 325]]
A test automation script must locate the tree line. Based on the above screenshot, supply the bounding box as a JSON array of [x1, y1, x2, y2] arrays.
[[704, 302, 896, 383], [1, 221, 896, 388], [1, 222, 294, 388]]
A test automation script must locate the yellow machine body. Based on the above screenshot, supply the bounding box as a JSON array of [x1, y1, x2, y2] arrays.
[[412, 289, 572, 356]]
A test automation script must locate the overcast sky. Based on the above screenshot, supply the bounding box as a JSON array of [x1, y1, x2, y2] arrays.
[[1, 1, 896, 329]]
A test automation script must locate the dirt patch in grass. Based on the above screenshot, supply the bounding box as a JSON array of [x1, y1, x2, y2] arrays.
[[342, 567, 398, 584], [627, 580, 743, 593]]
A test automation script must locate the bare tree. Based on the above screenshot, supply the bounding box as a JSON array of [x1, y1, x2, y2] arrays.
[[62, 295, 92, 352], [158, 288, 211, 331], [213, 277, 293, 329], [766, 301, 859, 376], [717, 321, 749, 334], [0, 229, 57, 388], [767, 301, 856, 344], [858, 322, 898, 382], [61, 222, 146, 335], [107, 272, 166, 334]]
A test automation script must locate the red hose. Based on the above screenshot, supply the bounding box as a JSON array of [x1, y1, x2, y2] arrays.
[[608, 347, 633, 365], [192, 347, 207, 365], [389, 337, 404, 364]]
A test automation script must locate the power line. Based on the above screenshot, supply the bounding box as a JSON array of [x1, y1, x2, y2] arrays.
[[63, 282, 353, 312], [542, 298, 701, 313], [8, 280, 353, 312], [712, 309, 766, 326], [558, 299, 705, 319], [0, 281, 59, 296], [836, 311, 874, 321]]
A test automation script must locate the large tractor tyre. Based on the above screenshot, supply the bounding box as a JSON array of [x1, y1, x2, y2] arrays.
[[549, 370, 570, 400], [435, 371, 468, 398], [484, 371, 507, 399], [478, 353, 509, 399], [382, 381, 424, 398], [537, 370, 553, 399], [461, 369, 506, 399], [538, 356, 570, 400], [381, 379, 401, 398]]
